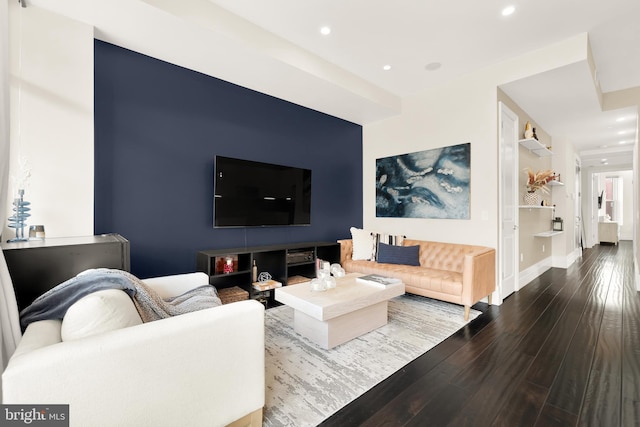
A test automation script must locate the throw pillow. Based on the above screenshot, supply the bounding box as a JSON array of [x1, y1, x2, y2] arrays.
[[350, 227, 375, 260], [372, 232, 406, 260], [61, 289, 143, 341], [376, 243, 420, 266]]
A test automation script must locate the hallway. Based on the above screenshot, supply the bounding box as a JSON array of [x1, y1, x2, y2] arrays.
[[322, 241, 639, 426]]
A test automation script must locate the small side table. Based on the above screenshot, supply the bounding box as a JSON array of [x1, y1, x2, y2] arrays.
[[598, 221, 619, 245]]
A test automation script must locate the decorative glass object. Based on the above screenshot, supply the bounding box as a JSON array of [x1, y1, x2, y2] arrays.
[[325, 276, 336, 289], [330, 263, 345, 277], [28, 225, 45, 240], [310, 278, 327, 292], [311, 259, 343, 291], [7, 189, 31, 242]]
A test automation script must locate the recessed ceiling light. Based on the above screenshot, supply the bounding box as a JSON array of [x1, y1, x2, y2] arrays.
[[601, 159, 608, 162], [618, 130, 626, 135], [383, 65, 392, 71], [425, 62, 442, 71], [600, 144, 608, 148], [616, 117, 625, 122], [501, 6, 515, 16], [619, 140, 628, 144], [320, 26, 331, 35]]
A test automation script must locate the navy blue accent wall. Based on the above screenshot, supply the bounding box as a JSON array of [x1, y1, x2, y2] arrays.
[[94, 40, 363, 278]]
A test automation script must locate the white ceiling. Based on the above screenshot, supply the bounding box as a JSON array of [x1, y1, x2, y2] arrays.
[[25, 0, 640, 169]]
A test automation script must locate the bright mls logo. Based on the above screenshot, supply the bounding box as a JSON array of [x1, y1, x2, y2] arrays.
[[1, 405, 68, 426]]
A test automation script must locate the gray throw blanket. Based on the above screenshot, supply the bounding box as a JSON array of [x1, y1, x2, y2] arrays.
[[20, 269, 222, 331]]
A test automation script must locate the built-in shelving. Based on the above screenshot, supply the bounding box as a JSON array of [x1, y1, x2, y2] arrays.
[[196, 242, 340, 307], [519, 138, 552, 157], [533, 231, 563, 237], [519, 205, 555, 209]]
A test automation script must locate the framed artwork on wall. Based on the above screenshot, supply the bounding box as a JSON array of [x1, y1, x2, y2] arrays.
[[376, 142, 470, 219]]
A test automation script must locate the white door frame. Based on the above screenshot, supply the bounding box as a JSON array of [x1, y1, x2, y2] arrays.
[[498, 102, 519, 302]]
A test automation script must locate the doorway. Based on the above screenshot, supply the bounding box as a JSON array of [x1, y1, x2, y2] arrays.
[[499, 102, 519, 300]]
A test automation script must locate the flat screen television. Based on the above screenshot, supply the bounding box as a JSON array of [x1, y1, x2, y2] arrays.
[[213, 156, 312, 227]]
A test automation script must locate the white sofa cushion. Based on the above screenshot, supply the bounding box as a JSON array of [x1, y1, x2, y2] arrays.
[[61, 289, 142, 341]]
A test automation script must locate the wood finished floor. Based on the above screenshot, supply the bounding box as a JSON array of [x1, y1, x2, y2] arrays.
[[320, 241, 639, 426]]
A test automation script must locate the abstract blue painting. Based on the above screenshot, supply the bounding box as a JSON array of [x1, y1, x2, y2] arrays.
[[376, 143, 470, 219]]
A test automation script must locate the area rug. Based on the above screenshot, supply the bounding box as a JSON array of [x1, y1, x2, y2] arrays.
[[263, 294, 482, 426]]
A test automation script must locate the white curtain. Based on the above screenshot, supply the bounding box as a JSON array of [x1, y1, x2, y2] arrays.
[[0, 0, 23, 400]]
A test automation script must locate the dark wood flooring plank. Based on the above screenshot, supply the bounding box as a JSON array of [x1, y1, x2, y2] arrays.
[[356, 364, 458, 427], [525, 251, 609, 392], [578, 247, 627, 426], [492, 381, 548, 427], [620, 243, 640, 427], [535, 403, 578, 427], [402, 383, 469, 427], [445, 352, 534, 425], [544, 265, 609, 415]]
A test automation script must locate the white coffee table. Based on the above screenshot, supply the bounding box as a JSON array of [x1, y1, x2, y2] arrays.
[[274, 273, 405, 349]]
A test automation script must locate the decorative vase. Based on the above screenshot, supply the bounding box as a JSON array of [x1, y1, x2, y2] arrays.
[[524, 121, 533, 139], [524, 191, 540, 206], [7, 189, 31, 242]]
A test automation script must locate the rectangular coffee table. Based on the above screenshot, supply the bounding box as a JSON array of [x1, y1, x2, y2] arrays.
[[274, 273, 405, 349]]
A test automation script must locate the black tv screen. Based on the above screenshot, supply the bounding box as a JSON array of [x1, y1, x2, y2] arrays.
[[214, 156, 312, 227]]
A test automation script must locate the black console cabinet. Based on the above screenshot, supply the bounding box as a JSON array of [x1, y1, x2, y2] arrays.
[[196, 241, 340, 305], [2, 234, 130, 311]]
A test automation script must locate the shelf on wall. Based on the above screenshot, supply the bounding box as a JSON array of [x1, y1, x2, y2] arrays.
[[547, 180, 564, 186], [519, 205, 555, 209], [519, 138, 552, 157], [533, 231, 564, 237]]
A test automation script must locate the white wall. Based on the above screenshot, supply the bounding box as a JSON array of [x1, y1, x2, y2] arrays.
[[363, 35, 590, 301], [621, 170, 634, 240], [548, 135, 581, 267], [5, 3, 94, 239]]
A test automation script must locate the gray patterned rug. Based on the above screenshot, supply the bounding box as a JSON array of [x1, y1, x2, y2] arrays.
[[263, 294, 482, 426]]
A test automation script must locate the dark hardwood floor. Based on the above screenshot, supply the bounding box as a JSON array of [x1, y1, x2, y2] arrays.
[[321, 241, 639, 426]]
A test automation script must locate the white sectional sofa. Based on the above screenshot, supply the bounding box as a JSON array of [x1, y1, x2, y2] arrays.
[[2, 272, 265, 427]]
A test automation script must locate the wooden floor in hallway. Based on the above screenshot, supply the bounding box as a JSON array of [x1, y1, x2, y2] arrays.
[[321, 241, 639, 426]]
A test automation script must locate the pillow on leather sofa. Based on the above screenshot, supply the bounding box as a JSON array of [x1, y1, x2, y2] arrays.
[[372, 232, 406, 261], [376, 243, 420, 266], [350, 227, 375, 260], [61, 289, 142, 341]]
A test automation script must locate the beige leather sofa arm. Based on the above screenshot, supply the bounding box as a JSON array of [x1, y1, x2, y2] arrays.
[[461, 247, 496, 317], [338, 239, 353, 266]]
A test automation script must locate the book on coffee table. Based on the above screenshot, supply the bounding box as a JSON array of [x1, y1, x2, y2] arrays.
[[356, 274, 401, 286]]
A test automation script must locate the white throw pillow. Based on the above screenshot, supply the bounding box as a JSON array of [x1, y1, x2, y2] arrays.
[[61, 289, 143, 341], [350, 227, 375, 260]]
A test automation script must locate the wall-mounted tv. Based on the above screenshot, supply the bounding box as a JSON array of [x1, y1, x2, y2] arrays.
[[214, 156, 312, 227]]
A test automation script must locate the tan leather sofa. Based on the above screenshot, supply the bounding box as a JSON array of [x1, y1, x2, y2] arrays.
[[338, 239, 496, 320]]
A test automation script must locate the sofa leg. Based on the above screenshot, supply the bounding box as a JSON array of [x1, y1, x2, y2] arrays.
[[464, 305, 470, 321], [487, 293, 493, 305]]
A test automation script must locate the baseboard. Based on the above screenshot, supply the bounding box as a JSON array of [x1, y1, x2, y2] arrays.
[[519, 257, 552, 289]]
